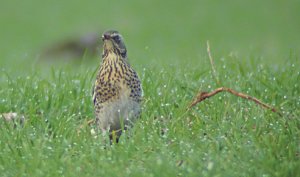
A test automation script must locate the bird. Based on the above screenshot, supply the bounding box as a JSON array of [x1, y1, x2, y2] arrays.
[[92, 30, 142, 143], [41, 32, 101, 60]]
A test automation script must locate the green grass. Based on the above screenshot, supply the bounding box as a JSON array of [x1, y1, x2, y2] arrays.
[[1, 0, 300, 176]]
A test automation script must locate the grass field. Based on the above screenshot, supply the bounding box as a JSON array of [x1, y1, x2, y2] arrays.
[[1, 0, 300, 176]]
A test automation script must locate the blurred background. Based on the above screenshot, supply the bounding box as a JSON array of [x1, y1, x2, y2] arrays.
[[0, 0, 299, 75]]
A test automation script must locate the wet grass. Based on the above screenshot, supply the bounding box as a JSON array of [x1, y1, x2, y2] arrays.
[[1, 58, 299, 176], [1, 0, 300, 176]]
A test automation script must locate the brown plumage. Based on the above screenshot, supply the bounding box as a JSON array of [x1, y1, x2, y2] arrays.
[[92, 30, 142, 142]]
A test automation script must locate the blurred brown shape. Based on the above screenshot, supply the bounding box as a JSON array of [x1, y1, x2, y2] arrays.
[[1, 112, 25, 128], [41, 32, 102, 60]]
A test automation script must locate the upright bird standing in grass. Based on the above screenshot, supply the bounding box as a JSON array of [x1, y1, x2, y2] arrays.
[[93, 30, 142, 142]]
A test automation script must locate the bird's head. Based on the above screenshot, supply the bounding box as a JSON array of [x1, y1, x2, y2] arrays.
[[102, 30, 127, 58]]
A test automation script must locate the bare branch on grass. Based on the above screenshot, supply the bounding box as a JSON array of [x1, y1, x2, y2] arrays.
[[188, 87, 282, 116], [188, 41, 282, 116]]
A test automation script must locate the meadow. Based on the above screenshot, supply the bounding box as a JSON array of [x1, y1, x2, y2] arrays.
[[0, 0, 299, 176]]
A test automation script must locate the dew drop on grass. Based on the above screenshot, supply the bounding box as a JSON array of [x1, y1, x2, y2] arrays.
[[291, 64, 295, 67], [207, 162, 214, 170], [156, 158, 162, 165], [1, 99, 6, 103], [72, 80, 80, 84], [58, 167, 64, 174]]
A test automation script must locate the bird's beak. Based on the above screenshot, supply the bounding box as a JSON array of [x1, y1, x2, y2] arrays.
[[102, 34, 111, 41]]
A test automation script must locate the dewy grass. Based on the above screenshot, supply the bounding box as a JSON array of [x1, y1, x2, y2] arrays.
[[1, 56, 299, 176]]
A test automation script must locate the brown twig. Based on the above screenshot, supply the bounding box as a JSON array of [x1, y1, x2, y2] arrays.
[[207, 41, 220, 85], [86, 119, 95, 125], [188, 41, 282, 116], [188, 87, 282, 116]]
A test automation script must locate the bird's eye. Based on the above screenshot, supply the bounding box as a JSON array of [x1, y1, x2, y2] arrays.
[[112, 35, 120, 43]]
